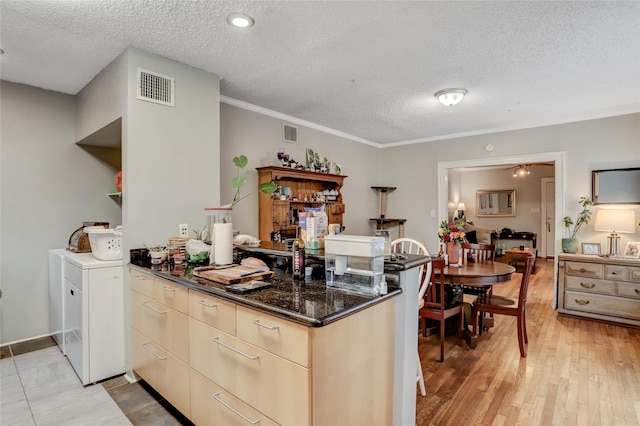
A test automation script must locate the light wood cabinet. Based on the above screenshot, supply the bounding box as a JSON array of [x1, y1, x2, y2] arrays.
[[557, 254, 640, 326], [130, 267, 395, 425], [257, 166, 347, 241], [129, 270, 190, 418]]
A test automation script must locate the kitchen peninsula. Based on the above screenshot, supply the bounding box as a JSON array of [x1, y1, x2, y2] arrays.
[[129, 247, 428, 425]]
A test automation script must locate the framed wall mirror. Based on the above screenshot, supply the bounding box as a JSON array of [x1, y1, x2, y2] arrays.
[[476, 189, 516, 217]]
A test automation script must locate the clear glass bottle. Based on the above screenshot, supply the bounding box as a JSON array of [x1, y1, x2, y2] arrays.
[[292, 227, 306, 280]]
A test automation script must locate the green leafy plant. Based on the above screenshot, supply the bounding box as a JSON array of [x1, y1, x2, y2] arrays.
[[563, 195, 593, 240], [230, 155, 278, 208]]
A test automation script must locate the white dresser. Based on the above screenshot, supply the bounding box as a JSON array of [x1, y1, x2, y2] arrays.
[[557, 254, 640, 327]]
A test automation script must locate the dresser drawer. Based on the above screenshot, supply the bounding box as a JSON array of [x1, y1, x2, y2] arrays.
[[154, 277, 189, 314], [565, 290, 640, 320], [236, 305, 310, 367], [564, 276, 614, 294], [189, 289, 236, 335], [190, 369, 279, 426], [190, 318, 310, 426], [130, 291, 189, 363], [617, 281, 640, 299], [629, 267, 640, 283], [564, 261, 603, 279], [605, 265, 629, 282], [130, 270, 154, 297]]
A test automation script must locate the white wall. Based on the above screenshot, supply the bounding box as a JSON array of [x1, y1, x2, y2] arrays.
[[0, 81, 121, 344], [220, 103, 380, 237], [380, 113, 640, 253]]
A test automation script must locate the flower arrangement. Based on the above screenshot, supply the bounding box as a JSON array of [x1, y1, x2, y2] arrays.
[[438, 220, 468, 245]]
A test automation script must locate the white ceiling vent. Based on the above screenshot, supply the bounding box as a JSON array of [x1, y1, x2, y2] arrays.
[[283, 124, 298, 143], [137, 68, 175, 106]]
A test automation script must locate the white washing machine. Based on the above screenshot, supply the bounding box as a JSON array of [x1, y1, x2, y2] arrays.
[[61, 252, 125, 385]]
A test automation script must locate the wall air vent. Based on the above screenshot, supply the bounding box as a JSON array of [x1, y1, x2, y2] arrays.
[[283, 124, 298, 144], [137, 68, 175, 106]]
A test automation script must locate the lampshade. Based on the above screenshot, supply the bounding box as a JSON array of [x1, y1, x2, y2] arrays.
[[435, 88, 467, 106], [594, 210, 636, 233], [457, 203, 466, 211]]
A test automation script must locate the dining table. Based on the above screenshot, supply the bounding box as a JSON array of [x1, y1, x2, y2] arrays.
[[439, 260, 516, 348]]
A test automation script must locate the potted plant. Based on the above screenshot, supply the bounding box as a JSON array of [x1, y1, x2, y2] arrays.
[[562, 195, 593, 253]]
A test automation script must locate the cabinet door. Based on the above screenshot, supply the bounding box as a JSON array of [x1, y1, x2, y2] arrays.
[[273, 200, 290, 230]]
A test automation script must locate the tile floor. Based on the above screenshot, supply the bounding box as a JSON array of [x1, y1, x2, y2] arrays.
[[0, 337, 192, 425]]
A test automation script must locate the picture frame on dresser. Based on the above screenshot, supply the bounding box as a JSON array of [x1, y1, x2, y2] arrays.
[[581, 243, 601, 255], [623, 241, 640, 258]]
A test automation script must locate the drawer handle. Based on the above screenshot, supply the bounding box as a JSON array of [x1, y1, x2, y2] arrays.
[[611, 271, 618, 275], [135, 274, 150, 280], [580, 282, 596, 289], [212, 337, 259, 360], [252, 319, 279, 330], [160, 286, 176, 292], [574, 299, 590, 306], [142, 301, 168, 314], [199, 300, 217, 308], [579, 268, 587, 273], [141, 342, 168, 360], [212, 392, 260, 424], [635, 289, 640, 295]]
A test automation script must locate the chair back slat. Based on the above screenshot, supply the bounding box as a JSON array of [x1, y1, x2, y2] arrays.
[[391, 238, 431, 308], [425, 258, 447, 312], [461, 242, 496, 262]]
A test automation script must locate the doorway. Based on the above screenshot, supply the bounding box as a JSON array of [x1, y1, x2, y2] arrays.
[[541, 177, 555, 258]]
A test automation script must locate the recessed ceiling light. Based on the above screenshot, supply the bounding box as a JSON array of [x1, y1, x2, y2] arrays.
[[434, 88, 467, 106], [227, 13, 255, 28]]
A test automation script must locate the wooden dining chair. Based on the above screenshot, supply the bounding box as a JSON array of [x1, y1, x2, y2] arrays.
[[471, 253, 535, 357], [419, 258, 464, 362], [461, 242, 496, 262], [391, 238, 431, 396]]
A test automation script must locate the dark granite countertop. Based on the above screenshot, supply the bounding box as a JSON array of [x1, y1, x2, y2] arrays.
[[129, 262, 402, 327]]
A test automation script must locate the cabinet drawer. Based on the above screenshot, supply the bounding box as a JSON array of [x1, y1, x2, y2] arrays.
[[565, 290, 640, 320], [190, 318, 310, 426], [130, 291, 189, 363], [190, 369, 279, 426], [329, 203, 345, 215], [564, 261, 603, 279], [189, 290, 236, 335], [131, 329, 190, 418], [236, 305, 310, 367], [130, 270, 154, 297], [605, 265, 629, 281], [564, 276, 614, 294], [617, 281, 640, 299], [154, 278, 189, 314]]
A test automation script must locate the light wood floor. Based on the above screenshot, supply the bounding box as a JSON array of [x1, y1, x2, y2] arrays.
[[416, 258, 640, 426]]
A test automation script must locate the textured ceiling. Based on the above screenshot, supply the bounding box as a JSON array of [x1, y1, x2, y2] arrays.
[[1, 1, 639, 146]]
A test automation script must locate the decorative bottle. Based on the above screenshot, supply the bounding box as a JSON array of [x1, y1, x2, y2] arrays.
[[292, 227, 306, 280]]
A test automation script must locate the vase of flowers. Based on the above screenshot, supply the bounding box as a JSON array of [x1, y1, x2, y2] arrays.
[[439, 220, 467, 264]]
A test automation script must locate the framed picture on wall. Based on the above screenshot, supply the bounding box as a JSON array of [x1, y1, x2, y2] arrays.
[[581, 243, 601, 255], [623, 242, 640, 258]]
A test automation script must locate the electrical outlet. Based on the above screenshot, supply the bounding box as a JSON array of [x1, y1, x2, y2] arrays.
[[179, 223, 189, 237]]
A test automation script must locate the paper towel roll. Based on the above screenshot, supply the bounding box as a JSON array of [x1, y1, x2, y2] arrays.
[[213, 222, 234, 265]]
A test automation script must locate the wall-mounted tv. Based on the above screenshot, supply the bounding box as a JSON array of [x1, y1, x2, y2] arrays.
[[592, 167, 640, 204]]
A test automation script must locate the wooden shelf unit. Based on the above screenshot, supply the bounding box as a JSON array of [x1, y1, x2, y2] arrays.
[[257, 166, 346, 242]]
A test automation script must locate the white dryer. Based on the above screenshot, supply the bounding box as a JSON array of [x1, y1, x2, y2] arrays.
[[62, 252, 124, 385]]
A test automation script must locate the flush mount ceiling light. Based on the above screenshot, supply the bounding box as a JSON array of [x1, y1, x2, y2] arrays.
[[227, 13, 255, 28], [434, 88, 467, 106]]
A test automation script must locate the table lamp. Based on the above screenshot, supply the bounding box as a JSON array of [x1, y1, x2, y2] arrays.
[[593, 209, 636, 256], [457, 203, 466, 220]]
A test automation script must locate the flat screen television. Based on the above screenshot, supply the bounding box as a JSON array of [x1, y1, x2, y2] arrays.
[[592, 167, 640, 204]]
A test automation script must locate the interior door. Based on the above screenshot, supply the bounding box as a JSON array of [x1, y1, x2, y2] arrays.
[[541, 178, 555, 258]]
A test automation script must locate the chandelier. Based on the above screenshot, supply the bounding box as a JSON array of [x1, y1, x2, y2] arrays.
[[513, 165, 531, 177]]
